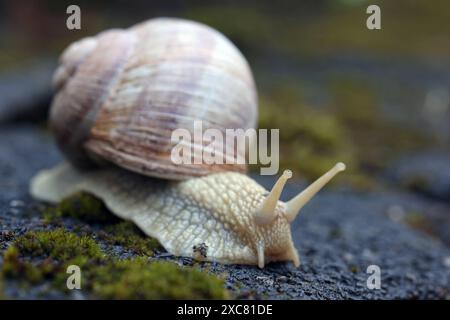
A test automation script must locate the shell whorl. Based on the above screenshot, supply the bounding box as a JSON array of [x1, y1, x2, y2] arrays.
[[50, 18, 258, 179]]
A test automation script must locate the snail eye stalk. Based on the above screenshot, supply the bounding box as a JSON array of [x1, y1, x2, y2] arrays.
[[285, 162, 346, 222], [255, 170, 292, 225]]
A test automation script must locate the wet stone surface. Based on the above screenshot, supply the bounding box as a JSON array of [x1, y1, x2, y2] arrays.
[[1, 125, 450, 299], [387, 152, 450, 202]]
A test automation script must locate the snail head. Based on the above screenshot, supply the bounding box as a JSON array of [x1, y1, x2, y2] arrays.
[[252, 162, 346, 268]]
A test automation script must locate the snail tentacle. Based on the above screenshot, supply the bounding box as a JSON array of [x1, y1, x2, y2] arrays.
[[285, 162, 346, 222], [255, 169, 292, 225]]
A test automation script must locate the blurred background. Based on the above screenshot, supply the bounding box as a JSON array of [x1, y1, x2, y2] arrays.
[[1, 0, 450, 200]]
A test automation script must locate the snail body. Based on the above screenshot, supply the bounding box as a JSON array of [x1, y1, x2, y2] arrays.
[[31, 162, 345, 267], [30, 18, 345, 268]]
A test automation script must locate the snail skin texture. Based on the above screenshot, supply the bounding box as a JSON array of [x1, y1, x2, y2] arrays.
[[30, 18, 346, 268]]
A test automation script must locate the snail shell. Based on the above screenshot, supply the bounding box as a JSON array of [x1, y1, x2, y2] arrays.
[[50, 17, 258, 180]]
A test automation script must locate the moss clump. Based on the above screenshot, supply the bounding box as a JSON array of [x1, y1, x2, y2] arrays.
[[2, 229, 104, 284], [90, 258, 229, 300], [43, 192, 118, 224], [2, 245, 56, 284], [99, 221, 161, 256], [12, 228, 104, 264], [2, 229, 230, 299]]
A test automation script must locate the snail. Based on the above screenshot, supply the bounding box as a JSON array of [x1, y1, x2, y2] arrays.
[[30, 18, 345, 268]]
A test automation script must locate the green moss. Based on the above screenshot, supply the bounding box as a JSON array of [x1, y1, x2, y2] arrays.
[[43, 192, 118, 224], [2, 245, 56, 284], [90, 258, 229, 300], [99, 221, 161, 256], [2, 229, 103, 285], [2, 229, 229, 299], [11, 228, 104, 264]]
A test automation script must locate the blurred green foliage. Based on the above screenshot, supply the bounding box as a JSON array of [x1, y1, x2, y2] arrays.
[[258, 84, 362, 186], [3, 1, 450, 67], [187, 0, 450, 60], [329, 77, 429, 169]]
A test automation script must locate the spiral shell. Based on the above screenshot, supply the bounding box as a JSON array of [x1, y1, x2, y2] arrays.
[[50, 18, 258, 180]]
